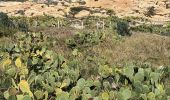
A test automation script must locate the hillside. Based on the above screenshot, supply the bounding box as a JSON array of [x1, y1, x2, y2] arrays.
[[0, 0, 170, 100], [0, 0, 170, 22]]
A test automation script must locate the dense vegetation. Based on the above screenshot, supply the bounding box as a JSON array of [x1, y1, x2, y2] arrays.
[[131, 24, 170, 36], [0, 32, 170, 100], [0, 12, 170, 100], [0, 12, 16, 37]]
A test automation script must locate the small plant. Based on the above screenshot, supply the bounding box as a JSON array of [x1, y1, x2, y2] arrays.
[[106, 9, 115, 16], [145, 6, 156, 17]]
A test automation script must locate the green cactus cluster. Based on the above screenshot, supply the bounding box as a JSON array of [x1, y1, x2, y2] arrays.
[[66, 30, 104, 49], [0, 32, 170, 100]]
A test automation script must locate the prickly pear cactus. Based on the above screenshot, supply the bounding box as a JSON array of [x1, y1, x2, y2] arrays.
[[0, 32, 170, 100]]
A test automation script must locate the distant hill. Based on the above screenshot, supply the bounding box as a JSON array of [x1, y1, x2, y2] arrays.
[[0, 0, 170, 22]]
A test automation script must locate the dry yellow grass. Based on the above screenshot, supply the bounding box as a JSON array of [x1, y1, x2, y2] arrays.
[[93, 33, 170, 66], [0, 37, 13, 47]]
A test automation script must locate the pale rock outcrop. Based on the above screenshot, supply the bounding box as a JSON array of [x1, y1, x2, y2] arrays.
[[0, 0, 170, 22], [74, 10, 90, 17]]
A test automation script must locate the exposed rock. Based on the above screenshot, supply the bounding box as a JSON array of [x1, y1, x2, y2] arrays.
[[0, 0, 170, 22], [74, 10, 90, 17]]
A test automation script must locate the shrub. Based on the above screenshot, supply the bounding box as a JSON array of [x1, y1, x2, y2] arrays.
[[106, 9, 115, 16], [69, 7, 89, 17], [17, 19, 29, 32], [0, 12, 16, 37], [131, 24, 170, 36], [116, 20, 131, 36], [131, 24, 153, 33], [145, 6, 156, 17], [0, 12, 11, 27], [11, 17, 30, 32]]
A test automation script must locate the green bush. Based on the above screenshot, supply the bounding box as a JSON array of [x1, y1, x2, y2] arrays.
[[131, 24, 170, 36], [11, 17, 30, 32], [131, 24, 153, 33], [0, 12, 16, 37], [17, 19, 29, 32], [116, 20, 131, 36]]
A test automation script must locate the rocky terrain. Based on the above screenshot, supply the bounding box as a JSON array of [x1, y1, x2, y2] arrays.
[[0, 0, 170, 22]]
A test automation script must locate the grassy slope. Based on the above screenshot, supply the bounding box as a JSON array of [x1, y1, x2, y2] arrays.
[[94, 32, 170, 66], [1, 26, 170, 67], [30, 26, 170, 67]]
